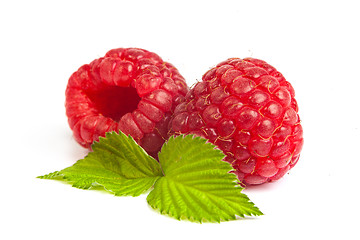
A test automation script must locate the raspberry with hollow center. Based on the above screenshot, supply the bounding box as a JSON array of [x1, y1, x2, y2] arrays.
[[169, 58, 303, 185], [65, 48, 188, 158]]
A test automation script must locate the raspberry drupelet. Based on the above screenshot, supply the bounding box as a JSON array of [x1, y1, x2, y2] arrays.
[[65, 48, 188, 158], [169, 58, 303, 185]]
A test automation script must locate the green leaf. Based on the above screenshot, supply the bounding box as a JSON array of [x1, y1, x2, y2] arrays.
[[146, 135, 263, 222], [39, 132, 262, 222], [38, 131, 163, 196]]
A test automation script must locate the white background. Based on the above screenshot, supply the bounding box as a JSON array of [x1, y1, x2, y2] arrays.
[[1, 0, 359, 239]]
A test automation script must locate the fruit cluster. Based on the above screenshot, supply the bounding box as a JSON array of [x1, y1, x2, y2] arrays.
[[65, 48, 303, 185], [65, 48, 188, 158], [169, 58, 303, 185]]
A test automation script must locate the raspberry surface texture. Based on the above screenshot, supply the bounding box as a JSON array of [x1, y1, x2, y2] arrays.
[[169, 58, 303, 185], [65, 48, 188, 157]]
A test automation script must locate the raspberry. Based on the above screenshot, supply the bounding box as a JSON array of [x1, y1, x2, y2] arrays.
[[169, 58, 303, 185], [65, 48, 188, 158]]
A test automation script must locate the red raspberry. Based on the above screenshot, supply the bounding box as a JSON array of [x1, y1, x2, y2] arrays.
[[65, 48, 188, 158], [169, 58, 303, 185]]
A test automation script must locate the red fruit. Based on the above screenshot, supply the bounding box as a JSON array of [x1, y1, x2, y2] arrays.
[[169, 58, 303, 185], [65, 48, 188, 157]]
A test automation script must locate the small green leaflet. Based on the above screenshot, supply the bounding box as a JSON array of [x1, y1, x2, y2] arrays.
[[39, 131, 162, 196], [147, 135, 262, 222], [38, 131, 262, 222]]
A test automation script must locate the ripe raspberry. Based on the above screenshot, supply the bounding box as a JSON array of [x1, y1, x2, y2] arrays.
[[65, 48, 188, 158], [169, 58, 303, 185]]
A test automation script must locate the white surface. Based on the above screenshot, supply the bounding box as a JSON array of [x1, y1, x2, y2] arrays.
[[1, 0, 359, 239]]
